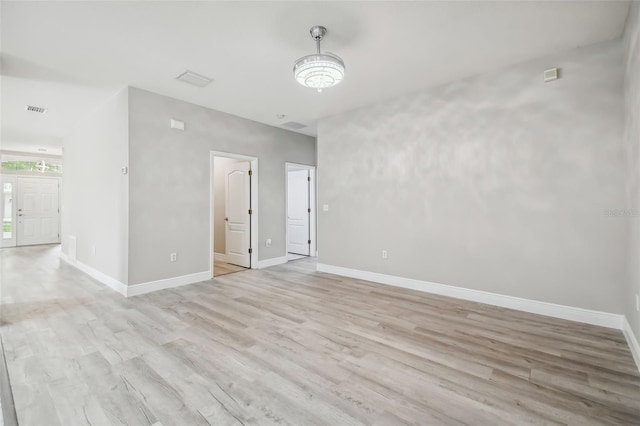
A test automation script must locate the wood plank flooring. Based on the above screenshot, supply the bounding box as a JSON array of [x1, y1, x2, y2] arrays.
[[214, 259, 247, 277], [1, 244, 639, 425]]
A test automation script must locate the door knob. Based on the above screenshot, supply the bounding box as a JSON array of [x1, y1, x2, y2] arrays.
[[224, 217, 229, 221]]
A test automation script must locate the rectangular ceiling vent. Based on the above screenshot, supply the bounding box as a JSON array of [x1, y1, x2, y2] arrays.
[[25, 105, 48, 114], [543, 68, 559, 83], [281, 121, 307, 130], [176, 70, 213, 88]]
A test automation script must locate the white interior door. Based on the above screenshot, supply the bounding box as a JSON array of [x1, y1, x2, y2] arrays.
[[1, 176, 17, 248], [287, 169, 310, 255], [17, 177, 60, 246], [225, 162, 251, 267]]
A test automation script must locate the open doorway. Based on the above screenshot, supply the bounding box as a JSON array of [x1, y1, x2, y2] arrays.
[[211, 152, 258, 277], [286, 163, 316, 261]]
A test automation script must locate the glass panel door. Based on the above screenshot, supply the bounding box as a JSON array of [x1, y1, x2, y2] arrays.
[[1, 176, 16, 247]]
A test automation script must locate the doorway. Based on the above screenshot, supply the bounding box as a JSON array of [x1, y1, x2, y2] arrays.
[[1, 175, 60, 248], [210, 152, 258, 277], [286, 163, 316, 261]]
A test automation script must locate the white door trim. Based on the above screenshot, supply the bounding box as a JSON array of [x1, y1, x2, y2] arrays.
[[285, 162, 317, 259], [210, 151, 259, 277]]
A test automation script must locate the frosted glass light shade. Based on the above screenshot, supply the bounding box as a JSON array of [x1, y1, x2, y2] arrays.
[[293, 53, 345, 90]]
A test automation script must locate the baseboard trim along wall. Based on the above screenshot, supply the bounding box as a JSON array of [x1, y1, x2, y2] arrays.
[[623, 318, 640, 372], [316, 263, 625, 329], [60, 253, 210, 297], [257, 255, 288, 269], [127, 270, 211, 297], [214, 252, 226, 262], [60, 252, 128, 296]]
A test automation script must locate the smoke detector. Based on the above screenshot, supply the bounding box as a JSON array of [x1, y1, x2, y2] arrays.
[[176, 70, 213, 88], [25, 105, 48, 114]]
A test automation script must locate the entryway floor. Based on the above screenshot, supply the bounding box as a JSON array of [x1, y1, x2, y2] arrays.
[[287, 252, 307, 261], [213, 259, 247, 277]]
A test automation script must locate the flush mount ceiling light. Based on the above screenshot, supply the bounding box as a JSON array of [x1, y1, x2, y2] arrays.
[[293, 26, 345, 92]]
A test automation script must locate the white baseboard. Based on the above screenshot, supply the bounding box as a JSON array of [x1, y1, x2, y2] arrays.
[[127, 270, 211, 297], [257, 255, 288, 269], [214, 252, 226, 262], [316, 263, 624, 330], [623, 317, 640, 372], [60, 252, 127, 296], [61, 253, 211, 297]]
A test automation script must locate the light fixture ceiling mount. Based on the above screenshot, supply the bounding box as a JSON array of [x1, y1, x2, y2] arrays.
[[293, 25, 345, 92]]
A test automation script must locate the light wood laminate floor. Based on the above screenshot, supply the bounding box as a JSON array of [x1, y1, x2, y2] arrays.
[[1, 244, 639, 425], [213, 259, 247, 277]]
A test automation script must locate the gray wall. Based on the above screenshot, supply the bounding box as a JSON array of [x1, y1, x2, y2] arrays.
[[62, 88, 129, 284], [213, 156, 242, 254], [318, 40, 627, 314], [128, 87, 315, 285], [625, 2, 640, 337]]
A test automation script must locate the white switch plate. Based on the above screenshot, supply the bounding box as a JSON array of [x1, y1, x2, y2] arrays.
[[382, 250, 388, 259], [121, 166, 128, 174], [265, 238, 272, 247], [323, 204, 329, 211], [636, 294, 639, 312]]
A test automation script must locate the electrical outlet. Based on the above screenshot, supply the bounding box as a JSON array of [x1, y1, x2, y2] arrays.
[[265, 238, 272, 247], [323, 204, 329, 211], [170, 253, 177, 262], [382, 250, 388, 259]]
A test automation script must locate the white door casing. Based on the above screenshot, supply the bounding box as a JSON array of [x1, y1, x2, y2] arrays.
[[17, 177, 60, 246], [225, 162, 251, 268], [287, 169, 310, 256]]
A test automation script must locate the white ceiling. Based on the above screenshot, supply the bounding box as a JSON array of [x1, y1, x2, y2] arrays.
[[0, 1, 631, 153]]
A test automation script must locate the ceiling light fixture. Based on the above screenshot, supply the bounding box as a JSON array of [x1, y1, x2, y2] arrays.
[[293, 26, 345, 93]]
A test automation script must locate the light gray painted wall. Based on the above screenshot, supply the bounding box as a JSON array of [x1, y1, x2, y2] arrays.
[[624, 2, 640, 338], [318, 40, 627, 314], [128, 87, 315, 285], [213, 156, 243, 254], [61, 88, 129, 284]]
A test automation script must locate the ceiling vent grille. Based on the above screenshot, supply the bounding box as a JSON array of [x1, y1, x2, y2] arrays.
[[25, 105, 48, 114], [176, 70, 213, 88], [281, 121, 307, 130]]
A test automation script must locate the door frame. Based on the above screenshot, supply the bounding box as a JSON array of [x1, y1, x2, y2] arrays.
[[285, 162, 317, 258], [210, 151, 258, 277]]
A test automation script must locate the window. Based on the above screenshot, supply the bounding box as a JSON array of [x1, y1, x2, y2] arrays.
[[1, 155, 62, 174]]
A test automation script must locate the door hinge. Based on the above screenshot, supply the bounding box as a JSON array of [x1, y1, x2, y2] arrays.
[[248, 248, 253, 254], [308, 240, 311, 244], [248, 209, 253, 215], [248, 170, 253, 176], [307, 176, 311, 181], [307, 208, 311, 213]]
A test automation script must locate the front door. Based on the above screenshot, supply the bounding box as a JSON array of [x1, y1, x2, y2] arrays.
[[225, 162, 251, 268], [287, 169, 310, 255], [17, 177, 60, 246]]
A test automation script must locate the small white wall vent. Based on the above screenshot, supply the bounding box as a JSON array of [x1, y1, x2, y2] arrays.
[[281, 121, 307, 130], [25, 105, 48, 114], [176, 70, 213, 88], [543, 68, 559, 83]]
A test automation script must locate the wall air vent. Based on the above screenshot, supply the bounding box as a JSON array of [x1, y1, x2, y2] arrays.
[[176, 70, 213, 88], [25, 105, 48, 114], [281, 121, 307, 130]]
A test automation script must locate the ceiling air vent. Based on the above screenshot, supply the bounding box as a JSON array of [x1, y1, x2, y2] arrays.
[[176, 70, 213, 88], [281, 121, 307, 130], [25, 105, 48, 114]]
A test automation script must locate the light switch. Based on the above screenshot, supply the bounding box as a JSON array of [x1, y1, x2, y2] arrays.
[[170, 119, 185, 131], [323, 204, 329, 211]]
